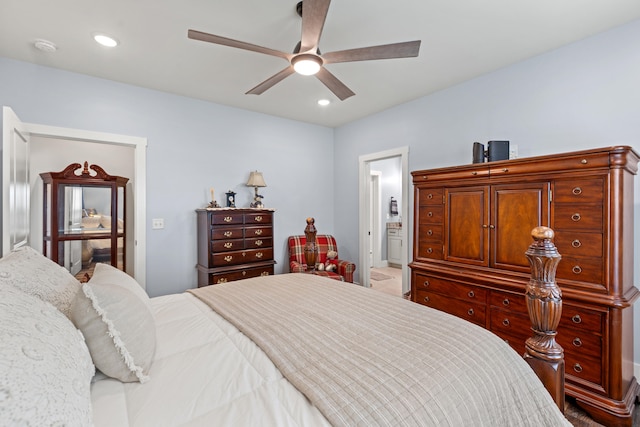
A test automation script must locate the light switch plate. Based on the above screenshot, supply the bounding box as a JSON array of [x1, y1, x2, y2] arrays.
[[152, 218, 164, 229]]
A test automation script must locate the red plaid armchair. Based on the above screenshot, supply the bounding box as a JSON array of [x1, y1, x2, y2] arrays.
[[287, 234, 356, 283]]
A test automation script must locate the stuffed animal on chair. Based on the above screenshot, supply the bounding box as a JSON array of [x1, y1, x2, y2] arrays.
[[325, 250, 338, 272]]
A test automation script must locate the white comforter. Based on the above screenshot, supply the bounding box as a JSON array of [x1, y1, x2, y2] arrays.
[[90, 292, 331, 427]]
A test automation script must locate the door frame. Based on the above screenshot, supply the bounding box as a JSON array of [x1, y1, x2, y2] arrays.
[[23, 122, 148, 288], [358, 146, 409, 291], [369, 170, 382, 268]]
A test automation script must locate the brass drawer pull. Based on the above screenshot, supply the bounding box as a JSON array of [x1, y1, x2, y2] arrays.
[[426, 248, 433, 254], [242, 271, 247, 276], [260, 271, 270, 276], [422, 280, 430, 287], [502, 298, 510, 306], [255, 252, 263, 259], [572, 314, 582, 324], [427, 211, 433, 217], [502, 319, 510, 327], [571, 239, 582, 248], [427, 229, 433, 236], [224, 216, 233, 222], [427, 193, 434, 199], [572, 337, 583, 347], [255, 239, 263, 246], [254, 229, 263, 235], [573, 363, 583, 373], [467, 308, 475, 316], [571, 213, 581, 222], [502, 168, 509, 172], [224, 255, 233, 262], [581, 159, 588, 164], [255, 216, 263, 222], [572, 266, 583, 274], [224, 231, 233, 237], [224, 242, 233, 249], [468, 291, 475, 298], [471, 171, 478, 175], [216, 278, 228, 284], [424, 296, 430, 303], [489, 225, 495, 229], [572, 187, 582, 195]]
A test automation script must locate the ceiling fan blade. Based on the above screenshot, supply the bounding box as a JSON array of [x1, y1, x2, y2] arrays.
[[300, 0, 331, 52], [315, 67, 355, 101], [322, 40, 421, 64], [246, 66, 296, 95], [188, 29, 291, 60]]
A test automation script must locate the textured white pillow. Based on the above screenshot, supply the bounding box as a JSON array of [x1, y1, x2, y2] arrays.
[[71, 271, 156, 383], [0, 246, 81, 319], [0, 285, 95, 425]]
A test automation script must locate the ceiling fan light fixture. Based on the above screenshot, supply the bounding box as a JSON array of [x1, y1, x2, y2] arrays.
[[292, 54, 322, 76]]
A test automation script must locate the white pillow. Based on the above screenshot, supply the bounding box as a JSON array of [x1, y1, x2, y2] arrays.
[[89, 263, 150, 303], [71, 268, 156, 383], [0, 285, 94, 425], [0, 246, 81, 319]]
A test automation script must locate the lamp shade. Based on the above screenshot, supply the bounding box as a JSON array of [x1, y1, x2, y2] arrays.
[[246, 171, 267, 187]]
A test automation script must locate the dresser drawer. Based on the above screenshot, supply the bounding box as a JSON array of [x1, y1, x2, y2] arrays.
[[565, 353, 602, 387], [560, 305, 604, 334], [208, 264, 274, 285], [554, 232, 603, 258], [418, 188, 444, 205], [554, 205, 603, 231], [245, 212, 272, 225], [553, 179, 604, 204], [245, 225, 273, 238], [211, 226, 244, 240], [211, 212, 244, 225], [490, 308, 531, 337], [211, 238, 244, 253], [211, 248, 273, 267], [491, 329, 529, 355], [416, 244, 443, 260], [414, 274, 486, 302], [489, 290, 527, 313], [418, 225, 443, 242], [418, 205, 444, 223], [246, 237, 272, 249], [415, 290, 486, 327], [555, 256, 604, 284], [556, 328, 602, 360]]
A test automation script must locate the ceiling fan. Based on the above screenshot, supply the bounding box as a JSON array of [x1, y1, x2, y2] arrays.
[[188, 0, 421, 101]]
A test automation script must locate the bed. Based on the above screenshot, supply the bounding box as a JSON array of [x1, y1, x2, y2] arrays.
[[0, 238, 571, 426]]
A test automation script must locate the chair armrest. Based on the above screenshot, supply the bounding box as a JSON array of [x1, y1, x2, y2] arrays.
[[290, 260, 306, 273], [335, 259, 356, 283]]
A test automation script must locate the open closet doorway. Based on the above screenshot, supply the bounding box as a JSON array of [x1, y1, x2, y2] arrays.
[[358, 147, 409, 294]]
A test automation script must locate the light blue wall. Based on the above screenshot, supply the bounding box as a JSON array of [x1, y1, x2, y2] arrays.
[[334, 19, 640, 360], [0, 57, 335, 297]]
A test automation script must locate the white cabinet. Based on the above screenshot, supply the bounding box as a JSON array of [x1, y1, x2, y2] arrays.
[[387, 227, 403, 266]]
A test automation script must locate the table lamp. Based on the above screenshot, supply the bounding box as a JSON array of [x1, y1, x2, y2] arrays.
[[246, 171, 267, 208]]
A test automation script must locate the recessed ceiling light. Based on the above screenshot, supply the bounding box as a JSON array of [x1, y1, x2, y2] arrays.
[[34, 39, 57, 52], [93, 33, 119, 47], [318, 99, 330, 106]]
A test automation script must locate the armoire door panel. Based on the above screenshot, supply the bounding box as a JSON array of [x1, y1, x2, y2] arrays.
[[445, 186, 489, 266], [491, 183, 549, 271]]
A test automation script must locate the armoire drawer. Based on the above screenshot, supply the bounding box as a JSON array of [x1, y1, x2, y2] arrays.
[[553, 179, 604, 204], [418, 205, 444, 223], [211, 212, 244, 225], [554, 205, 603, 231], [415, 290, 486, 327], [414, 274, 487, 302]]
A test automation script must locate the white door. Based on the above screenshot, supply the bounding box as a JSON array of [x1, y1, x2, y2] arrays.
[[2, 107, 30, 255]]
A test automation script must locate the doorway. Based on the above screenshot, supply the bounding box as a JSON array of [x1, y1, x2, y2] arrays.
[[358, 147, 409, 293], [2, 108, 148, 287]]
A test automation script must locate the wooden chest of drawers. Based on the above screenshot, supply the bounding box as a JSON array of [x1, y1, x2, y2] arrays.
[[410, 146, 640, 426], [196, 208, 275, 286]]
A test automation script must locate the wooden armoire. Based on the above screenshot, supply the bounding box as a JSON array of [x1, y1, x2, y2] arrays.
[[409, 146, 639, 426]]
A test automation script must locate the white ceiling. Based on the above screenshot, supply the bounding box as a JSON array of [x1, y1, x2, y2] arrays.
[[1, 0, 639, 127]]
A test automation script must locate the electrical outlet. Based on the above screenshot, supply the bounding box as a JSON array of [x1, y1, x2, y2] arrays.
[[509, 144, 519, 159], [152, 218, 164, 229]]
